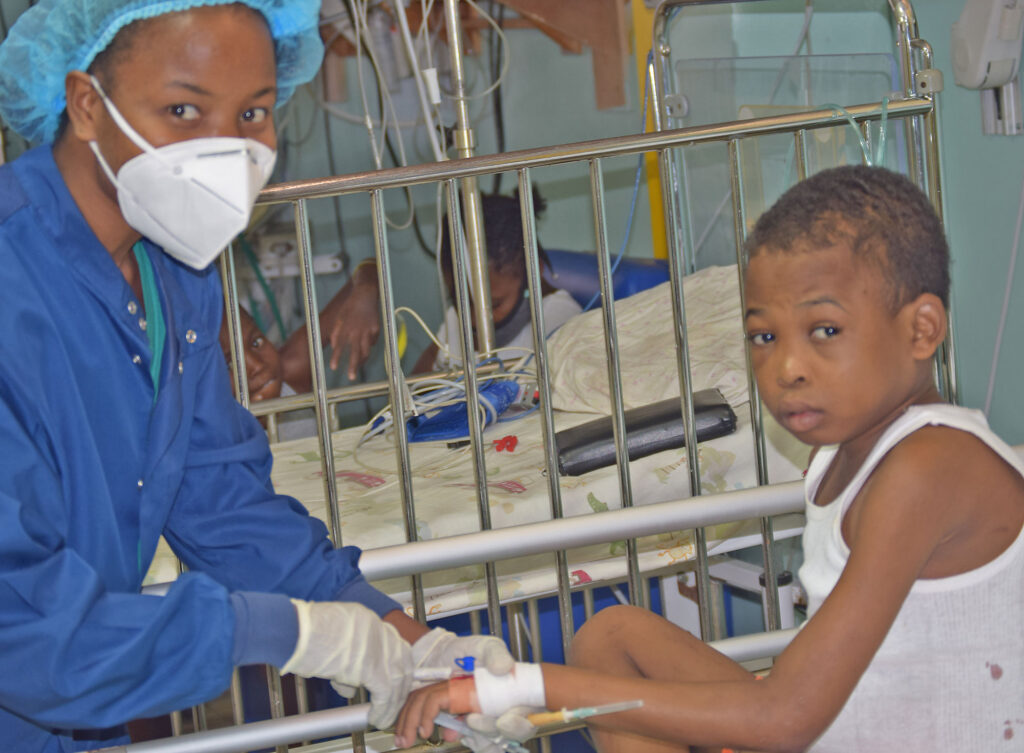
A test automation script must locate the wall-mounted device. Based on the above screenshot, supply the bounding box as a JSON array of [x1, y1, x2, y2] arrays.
[[952, 0, 1024, 135]]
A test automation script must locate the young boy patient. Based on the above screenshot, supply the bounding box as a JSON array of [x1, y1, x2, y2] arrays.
[[393, 165, 1024, 752]]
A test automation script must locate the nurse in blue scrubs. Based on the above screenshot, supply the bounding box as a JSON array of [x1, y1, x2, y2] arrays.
[[0, 2, 511, 750]]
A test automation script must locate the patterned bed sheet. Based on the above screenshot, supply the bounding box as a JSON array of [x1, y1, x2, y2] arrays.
[[145, 402, 810, 617]]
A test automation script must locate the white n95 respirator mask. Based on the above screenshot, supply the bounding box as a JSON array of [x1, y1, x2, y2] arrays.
[[87, 76, 276, 270]]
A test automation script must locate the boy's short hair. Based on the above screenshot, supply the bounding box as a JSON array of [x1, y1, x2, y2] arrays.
[[744, 165, 950, 310]]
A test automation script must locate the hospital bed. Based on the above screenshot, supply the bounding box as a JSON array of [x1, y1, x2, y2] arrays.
[[123, 0, 951, 750]]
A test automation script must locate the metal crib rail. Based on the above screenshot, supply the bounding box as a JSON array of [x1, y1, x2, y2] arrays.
[[208, 90, 939, 748], [648, 0, 945, 636]]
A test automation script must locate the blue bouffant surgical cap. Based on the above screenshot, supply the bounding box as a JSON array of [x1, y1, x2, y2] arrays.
[[0, 0, 324, 145]]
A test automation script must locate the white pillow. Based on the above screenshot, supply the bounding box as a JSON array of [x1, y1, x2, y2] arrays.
[[548, 264, 749, 414]]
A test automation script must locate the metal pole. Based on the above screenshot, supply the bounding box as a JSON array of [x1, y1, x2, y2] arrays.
[[443, 0, 495, 353], [444, 179, 503, 637]]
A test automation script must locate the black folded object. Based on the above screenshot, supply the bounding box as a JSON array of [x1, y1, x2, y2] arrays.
[[555, 388, 737, 476]]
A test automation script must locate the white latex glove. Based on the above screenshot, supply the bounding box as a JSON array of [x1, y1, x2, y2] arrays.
[[410, 628, 515, 686], [280, 599, 413, 728], [462, 708, 539, 752]]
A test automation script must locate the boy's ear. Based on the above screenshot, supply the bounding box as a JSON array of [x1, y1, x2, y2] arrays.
[[905, 292, 947, 360], [63, 71, 104, 143]]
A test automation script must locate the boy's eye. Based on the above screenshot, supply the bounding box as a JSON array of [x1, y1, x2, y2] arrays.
[[251, 335, 265, 349], [169, 104, 200, 121], [748, 331, 774, 346], [811, 325, 840, 340], [243, 107, 269, 124]]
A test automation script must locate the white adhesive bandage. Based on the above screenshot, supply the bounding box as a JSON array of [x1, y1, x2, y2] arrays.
[[473, 662, 546, 717]]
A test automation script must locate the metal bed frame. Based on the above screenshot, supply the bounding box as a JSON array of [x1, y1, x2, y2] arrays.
[[123, 0, 951, 750]]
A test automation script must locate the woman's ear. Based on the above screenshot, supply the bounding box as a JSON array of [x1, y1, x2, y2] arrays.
[[906, 292, 947, 361], [63, 70, 104, 143]]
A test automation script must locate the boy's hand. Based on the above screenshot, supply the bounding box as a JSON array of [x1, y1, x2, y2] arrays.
[[393, 682, 454, 748]]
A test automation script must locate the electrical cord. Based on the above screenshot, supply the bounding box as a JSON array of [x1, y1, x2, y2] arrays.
[[581, 51, 652, 312], [985, 166, 1024, 416]]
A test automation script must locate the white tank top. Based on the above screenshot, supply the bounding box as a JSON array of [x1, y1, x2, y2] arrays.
[[799, 404, 1024, 752]]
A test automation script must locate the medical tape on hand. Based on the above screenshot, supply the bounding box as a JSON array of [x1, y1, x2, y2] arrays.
[[474, 663, 545, 716]]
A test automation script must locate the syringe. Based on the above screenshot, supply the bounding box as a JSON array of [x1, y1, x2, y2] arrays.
[[526, 699, 644, 726]]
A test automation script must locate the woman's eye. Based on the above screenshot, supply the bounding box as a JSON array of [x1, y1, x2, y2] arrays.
[[748, 331, 774, 346], [811, 325, 840, 340], [243, 107, 269, 124], [169, 104, 200, 121]]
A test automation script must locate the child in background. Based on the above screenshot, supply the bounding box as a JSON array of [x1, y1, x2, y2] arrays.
[[393, 165, 1024, 752], [413, 190, 582, 372], [219, 307, 286, 403]]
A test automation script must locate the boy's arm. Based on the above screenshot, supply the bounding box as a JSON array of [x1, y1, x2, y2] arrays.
[[397, 430, 974, 752]]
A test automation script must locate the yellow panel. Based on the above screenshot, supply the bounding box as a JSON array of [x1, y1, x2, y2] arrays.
[[631, 0, 667, 259]]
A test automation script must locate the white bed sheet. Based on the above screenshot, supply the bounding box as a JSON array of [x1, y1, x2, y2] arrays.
[[145, 401, 809, 616]]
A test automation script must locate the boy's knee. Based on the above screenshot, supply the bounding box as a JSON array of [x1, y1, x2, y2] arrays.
[[568, 604, 647, 668]]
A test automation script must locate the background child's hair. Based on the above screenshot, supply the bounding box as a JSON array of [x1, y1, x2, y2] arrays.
[[744, 165, 949, 310], [439, 187, 550, 285]]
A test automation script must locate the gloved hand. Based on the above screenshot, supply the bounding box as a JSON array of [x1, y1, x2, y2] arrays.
[[280, 599, 412, 728], [461, 709, 539, 752], [411, 628, 515, 687]]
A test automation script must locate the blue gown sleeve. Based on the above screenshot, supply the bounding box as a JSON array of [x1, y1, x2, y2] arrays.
[[0, 387, 235, 729], [163, 339, 401, 617]]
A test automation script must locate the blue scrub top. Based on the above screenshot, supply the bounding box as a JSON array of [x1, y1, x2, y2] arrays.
[[0, 147, 400, 752]]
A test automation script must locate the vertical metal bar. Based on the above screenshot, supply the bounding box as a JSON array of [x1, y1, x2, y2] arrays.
[[652, 7, 712, 630], [190, 705, 207, 733], [507, 603, 529, 661], [370, 189, 426, 623], [728, 139, 782, 632], [230, 669, 244, 727], [589, 158, 646, 610], [886, 0, 925, 188], [794, 130, 809, 182], [517, 168, 575, 656], [527, 598, 542, 663], [295, 199, 343, 546], [169, 710, 184, 737], [582, 588, 596, 622], [219, 249, 249, 406], [444, 179, 503, 637], [859, 121, 873, 166], [660, 149, 712, 637], [443, 0, 495, 352], [265, 667, 288, 753], [912, 38, 959, 405]]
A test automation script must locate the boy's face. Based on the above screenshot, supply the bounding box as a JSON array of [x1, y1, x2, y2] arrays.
[[88, 5, 277, 180], [744, 242, 922, 448], [219, 311, 282, 403]]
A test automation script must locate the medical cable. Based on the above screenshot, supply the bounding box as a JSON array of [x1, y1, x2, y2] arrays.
[[581, 51, 651, 313], [984, 165, 1024, 416]]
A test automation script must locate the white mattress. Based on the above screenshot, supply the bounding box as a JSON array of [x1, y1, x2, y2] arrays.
[[145, 401, 809, 615]]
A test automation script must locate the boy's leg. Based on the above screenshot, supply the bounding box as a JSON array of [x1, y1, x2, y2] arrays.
[[568, 605, 753, 753]]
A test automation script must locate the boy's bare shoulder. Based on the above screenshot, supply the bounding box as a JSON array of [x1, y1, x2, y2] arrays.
[[863, 424, 1024, 577]]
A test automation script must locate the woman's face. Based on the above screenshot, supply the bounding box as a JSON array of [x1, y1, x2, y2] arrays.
[[90, 4, 278, 176]]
